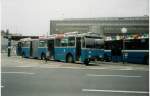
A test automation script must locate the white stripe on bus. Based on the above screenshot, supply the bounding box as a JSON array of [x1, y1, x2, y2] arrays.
[[104, 50, 149, 52], [82, 89, 149, 94]]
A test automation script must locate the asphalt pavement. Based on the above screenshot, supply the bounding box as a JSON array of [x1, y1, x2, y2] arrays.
[[1, 53, 149, 96]]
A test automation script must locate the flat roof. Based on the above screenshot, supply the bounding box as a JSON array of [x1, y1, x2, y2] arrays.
[[51, 16, 149, 22]]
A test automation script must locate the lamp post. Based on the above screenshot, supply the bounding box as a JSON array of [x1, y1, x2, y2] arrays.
[[121, 27, 127, 64]]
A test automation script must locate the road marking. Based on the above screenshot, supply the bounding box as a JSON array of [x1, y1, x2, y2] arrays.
[[8, 66, 148, 71], [59, 67, 86, 69], [45, 67, 86, 69], [82, 89, 149, 94], [1, 72, 35, 75], [88, 68, 108, 70], [16, 66, 34, 68], [117, 68, 134, 70], [43, 66, 112, 70], [87, 74, 142, 78]]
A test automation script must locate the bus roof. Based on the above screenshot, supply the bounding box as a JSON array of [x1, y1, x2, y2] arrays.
[[20, 38, 38, 42]]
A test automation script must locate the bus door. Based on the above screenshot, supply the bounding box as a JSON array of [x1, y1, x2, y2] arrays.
[[30, 41, 33, 57], [17, 42, 22, 56], [32, 40, 38, 57], [76, 37, 81, 61], [47, 39, 54, 59]]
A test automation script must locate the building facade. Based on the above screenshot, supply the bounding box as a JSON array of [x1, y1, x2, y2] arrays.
[[50, 16, 149, 40]]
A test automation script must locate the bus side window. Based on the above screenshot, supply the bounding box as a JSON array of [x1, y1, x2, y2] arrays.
[[68, 37, 75, 46], [22, 42, 24, 47], [39, 41, 43, 47], [39, 40, 47, 47], [22, 41, 29, 47], [55, 39, 61, 47], [60, 38, 68, 47], [22, 42, 25, 47]]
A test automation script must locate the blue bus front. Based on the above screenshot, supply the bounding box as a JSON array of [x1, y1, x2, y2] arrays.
[[79, 36, 104, 64]]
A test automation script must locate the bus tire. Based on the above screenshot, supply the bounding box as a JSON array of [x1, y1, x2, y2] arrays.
[[84, 59, 89, 66], [66, 54, 74, 63], [41, 53, 46, 60]]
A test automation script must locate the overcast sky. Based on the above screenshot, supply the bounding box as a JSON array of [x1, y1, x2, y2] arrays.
[[2, 0, 149, 36]]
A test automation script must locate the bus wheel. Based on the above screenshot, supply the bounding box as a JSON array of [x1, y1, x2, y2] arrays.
[[66, 54, 73, 63], [41, 53, 46, 60], [84, 59, 89, 66]]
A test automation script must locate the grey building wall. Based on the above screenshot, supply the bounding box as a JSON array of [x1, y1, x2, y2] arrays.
[[50, 16, 149, 37]]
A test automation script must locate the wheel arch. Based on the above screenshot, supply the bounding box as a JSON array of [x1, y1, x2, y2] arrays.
[[41, 52, 46, 60], [66, 52, 74, 63]]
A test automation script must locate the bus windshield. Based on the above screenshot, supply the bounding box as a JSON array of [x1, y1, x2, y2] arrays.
[[85, 37, 104, 49], [39, 40, 47, 47]]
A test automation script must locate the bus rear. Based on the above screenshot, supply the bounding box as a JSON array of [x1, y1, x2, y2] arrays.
[[20, 39, 31, 58]]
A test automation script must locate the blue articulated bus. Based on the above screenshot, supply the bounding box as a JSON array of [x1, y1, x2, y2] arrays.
[[104, 38, 149, 64], [53, 32, 104, 65], [18, 32, 105, 65]]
